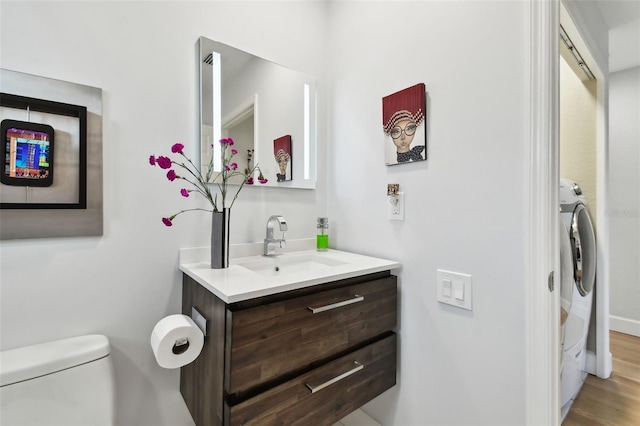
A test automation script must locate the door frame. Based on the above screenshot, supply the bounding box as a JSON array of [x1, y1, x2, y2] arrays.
[[526, 1, 560, 424], [527, 1, 612, 424]]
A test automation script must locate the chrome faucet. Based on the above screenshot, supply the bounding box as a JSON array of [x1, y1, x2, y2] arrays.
[[264, 215, 287, 256]]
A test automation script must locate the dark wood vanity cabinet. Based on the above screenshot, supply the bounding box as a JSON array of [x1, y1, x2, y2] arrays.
[[180, 270, 397, 426]]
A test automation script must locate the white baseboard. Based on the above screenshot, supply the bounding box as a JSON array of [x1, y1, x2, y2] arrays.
[[585, 349, 613, 379], [334, 409, 381, 426], [610, 315, 640, 337], [585, 350, 596, 375]]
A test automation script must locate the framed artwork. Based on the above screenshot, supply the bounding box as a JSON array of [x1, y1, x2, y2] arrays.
[[1, 92, 87, 208], [1, 119, 55, 187], [0, 68, 103, 240], [382, 83, 427, 165], [273, 135, 292, 182]]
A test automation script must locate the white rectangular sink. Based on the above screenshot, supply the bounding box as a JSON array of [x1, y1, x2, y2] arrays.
[[238, 254, 347, 277], [180, 248, 400, 303]]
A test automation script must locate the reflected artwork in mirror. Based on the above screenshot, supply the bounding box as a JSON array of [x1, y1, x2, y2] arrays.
[[199, 36, 317, 189]]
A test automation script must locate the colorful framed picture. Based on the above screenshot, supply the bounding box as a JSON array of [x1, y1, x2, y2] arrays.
[[274, 135, 292, 182], [1, 119, 55, 187], [382, 83, 427, 166]]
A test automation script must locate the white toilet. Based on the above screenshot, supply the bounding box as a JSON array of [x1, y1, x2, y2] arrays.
[[0, 334, 116, 425]]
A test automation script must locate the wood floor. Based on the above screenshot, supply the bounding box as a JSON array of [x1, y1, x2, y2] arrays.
[[563, 331, 640, 426]]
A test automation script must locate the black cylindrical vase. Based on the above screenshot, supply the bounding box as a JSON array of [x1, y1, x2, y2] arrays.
[[211, 208, 230, 269]]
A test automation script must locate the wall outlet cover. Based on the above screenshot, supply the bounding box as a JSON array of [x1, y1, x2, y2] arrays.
[[388, 192, 405, 221]]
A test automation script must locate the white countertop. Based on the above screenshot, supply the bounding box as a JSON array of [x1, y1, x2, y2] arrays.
[[179, 248, 400, 303]]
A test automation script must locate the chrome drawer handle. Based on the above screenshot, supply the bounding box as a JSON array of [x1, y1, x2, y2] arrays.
[[305, 361, 364, 393], [307, 295, 364, 314]]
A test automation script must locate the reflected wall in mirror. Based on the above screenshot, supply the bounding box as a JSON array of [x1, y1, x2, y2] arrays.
[[199, 36, 317, 189]]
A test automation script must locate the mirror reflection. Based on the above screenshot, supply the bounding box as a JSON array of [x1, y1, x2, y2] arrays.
[[199, 36, 316, 189]]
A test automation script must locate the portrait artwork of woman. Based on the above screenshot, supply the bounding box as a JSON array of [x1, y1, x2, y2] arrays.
[[273, 135, 292, 182], [382, 83, 427, 165]]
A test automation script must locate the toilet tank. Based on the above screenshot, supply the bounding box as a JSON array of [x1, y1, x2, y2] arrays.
[[0, 334, 115, 426]]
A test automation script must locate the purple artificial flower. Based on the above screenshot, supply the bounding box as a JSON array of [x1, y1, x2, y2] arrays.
[[149, 140, 257, 227], [156, 156, 172, 169], [257, 169, 267, 184]]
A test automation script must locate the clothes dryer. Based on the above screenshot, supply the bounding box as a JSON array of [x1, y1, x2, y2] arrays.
[[559, 178, 597, 420]]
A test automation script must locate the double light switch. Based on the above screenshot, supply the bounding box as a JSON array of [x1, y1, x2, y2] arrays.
[[442, 278, 464, 300], [437, 269, 472, 311]]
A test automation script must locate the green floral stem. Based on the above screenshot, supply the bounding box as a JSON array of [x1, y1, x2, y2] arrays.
[[228, 164, 259, 209], [177, 176, 216, 207], [180, 154, 209, 185], [170, 207, 214, 220], [173, 158, 218, 211], [174, 160, 207, 191]]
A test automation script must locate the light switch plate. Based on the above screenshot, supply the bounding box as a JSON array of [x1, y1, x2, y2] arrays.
[[437, 269, 472, 311]]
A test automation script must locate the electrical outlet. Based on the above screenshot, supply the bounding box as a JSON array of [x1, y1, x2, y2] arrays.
[[388, 192, 405, 221]]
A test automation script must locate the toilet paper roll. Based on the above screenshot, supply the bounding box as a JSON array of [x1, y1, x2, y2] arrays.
[[151, 314, 204, 369]]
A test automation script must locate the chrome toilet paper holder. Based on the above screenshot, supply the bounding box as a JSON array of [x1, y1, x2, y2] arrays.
[[191, 307, 208, 337]]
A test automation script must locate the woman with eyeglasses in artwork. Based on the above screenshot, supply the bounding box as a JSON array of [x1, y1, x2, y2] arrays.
[[275, 149, 290, 182], [382, 83, 426, 165], [273, 135, 292, 182]]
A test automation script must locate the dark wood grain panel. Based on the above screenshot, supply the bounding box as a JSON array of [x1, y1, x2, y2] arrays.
[[225, 275, 397, 395], [181, 270, 398, 426], [224, 333, 397, 426], [228, 271, 392, 311], [180, 275, 226, 426]]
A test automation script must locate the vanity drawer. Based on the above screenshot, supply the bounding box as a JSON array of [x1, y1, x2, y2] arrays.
[[225, 275, 397, 395], [224, 333, 396, 426]]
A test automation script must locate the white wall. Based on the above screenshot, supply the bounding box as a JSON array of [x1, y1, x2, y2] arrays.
[[564, 0, 610, 74], [0, 2, 328, 425], [559, 57, 598, 224], [608, 66, 640, 336], [326, 2, 530, 425], [1, 1, 555, 425]]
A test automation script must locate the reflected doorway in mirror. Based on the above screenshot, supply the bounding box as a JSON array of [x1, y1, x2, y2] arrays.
[[222, 95, 257, 185], [274, 135, 292, 182]]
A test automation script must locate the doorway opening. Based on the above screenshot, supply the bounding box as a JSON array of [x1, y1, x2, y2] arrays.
[[558, 1, 612, 421]]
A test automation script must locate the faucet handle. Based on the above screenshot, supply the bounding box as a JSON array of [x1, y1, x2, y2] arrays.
[[276, 216, 288, 232], [267, 215, 288, 231]]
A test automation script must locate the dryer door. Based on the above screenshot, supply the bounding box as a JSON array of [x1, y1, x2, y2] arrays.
[[559, 215, 574, 325], [570, 204, 597, 296]]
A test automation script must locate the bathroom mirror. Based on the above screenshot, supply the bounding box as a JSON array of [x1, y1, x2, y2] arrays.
[[199, 36, 317, 189]]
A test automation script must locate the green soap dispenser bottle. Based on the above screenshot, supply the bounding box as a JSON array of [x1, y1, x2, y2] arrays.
[[317, 217, 329, 251]]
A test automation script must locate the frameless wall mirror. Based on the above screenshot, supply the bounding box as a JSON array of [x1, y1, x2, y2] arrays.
[[199, 36, 317, 189]]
